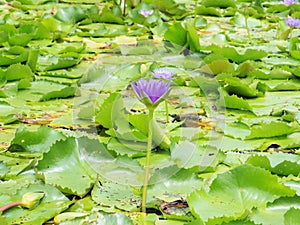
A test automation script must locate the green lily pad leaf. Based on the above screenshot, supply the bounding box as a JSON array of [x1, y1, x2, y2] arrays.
[[0, 180, 19, 195], [19, 22, 50, 40], [107, 138, 146, 157], [217, 75, 265, 98], [147, 169, 203, 203], [284, 207, 300, 225], [8, 126, 65, 153], [0, 83, 18, 98], [78, 23, 128, 37], [5, 64, 34, 81], [39, 63, 86, 78], [209, 136, 263, 152], [99, 212, 135, 225], [186, 21, 201, 52], [55, 6, 86, 23], [36, 137, 97, 197], [195, 6, 222, 17], [0, 183, 71, 225], [264, 79, 300, 91], [0, 153, 35, 177], [246, 152, 300, 176], [210, 46, 267, 63], [157, 220, 189, 225], [39, 86, 76, 101], [250, 197, 300, 225], [259, 132, 300, 150], [0, 162, 9, 179], [0, 101, 18, 118], [222, 221, 257, 225], [54, 212, 89, 224], [58, 212, 134, 225], [246, 121, 295, 140], [164, 22, 187, 47], [0, 48, 28, 66], [171, 141, 224, 171], [8, 33, 33, 47], [187, 165, 295, 224], [267, 4, 288, 13], [251, 68, 294, 80], [38, 55, 80, 71], [97, 6, 124, 24], [91, 180, 141, 211], [202, 0, 236, 8], [95, 92, 124, 129], [67, 196, 97, 212], [221, 90, 253, 112], [198, 60, 234, 75]]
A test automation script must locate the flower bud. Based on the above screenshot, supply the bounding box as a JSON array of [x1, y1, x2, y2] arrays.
[[21, 192, 45, 209]]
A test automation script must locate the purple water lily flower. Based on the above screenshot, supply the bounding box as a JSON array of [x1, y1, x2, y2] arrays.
[[131, 78, 171, 107], [138, 9, 154, 18], [286, 17, 300, 27], [153, 68, 175, 80], [282, 0, 298, 6]]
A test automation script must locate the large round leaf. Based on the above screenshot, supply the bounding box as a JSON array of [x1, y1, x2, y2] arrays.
[[36, 137, 98, 197]]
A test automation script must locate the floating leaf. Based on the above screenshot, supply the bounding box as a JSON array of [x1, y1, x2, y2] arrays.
[[95, 92, 124, 129], [246, 121, 296, 140], [38, 55, 80, 71], [210, 46, 267, 63], [55, 6, 86, 23], [39, 86, 76, 101], [91, 180, 140, 211], [8, 126, 65, 153], [250, 197, 300, 225], [198, 60, 234, 75], [164, 22, 187, 47], [0, 47, 28, 66], [187, 165, 295, 224], [284, 207, 300, 225], [246, 152, 300, 176], [36, 137, 97, 197], [0, 184, 71, 225], [202, 0, 236, 8], [171, 141, 223, 171], [5, 64, 34, 81]]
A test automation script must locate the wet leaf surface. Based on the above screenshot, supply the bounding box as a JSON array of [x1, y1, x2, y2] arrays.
[[1, 0, 300, 224]]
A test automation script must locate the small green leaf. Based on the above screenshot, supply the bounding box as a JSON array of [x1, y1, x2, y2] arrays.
[[202, 0, 236, 8], [95, 92, 124, 129], [6, 64, 34, 81], [284, 208, 300, 225], [164, 22, 187, 47], [55, 6, 86, 23], [198, 60, 234, 75], [39, 86, 76, 101]]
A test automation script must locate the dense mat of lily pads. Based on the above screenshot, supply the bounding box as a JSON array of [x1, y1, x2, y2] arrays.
[[1, 0, 300, 224]]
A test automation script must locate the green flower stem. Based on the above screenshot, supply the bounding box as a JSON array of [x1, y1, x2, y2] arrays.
[[165, 100, 169, 123], [141, 108, 154, 213], [289, 27, 294, 39], [245, 15, 252, 43]]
